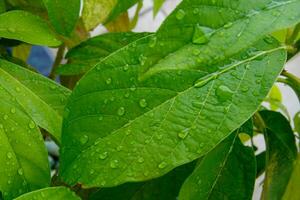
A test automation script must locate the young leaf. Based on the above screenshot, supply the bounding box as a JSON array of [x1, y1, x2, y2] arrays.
[[13, 187, 80, 200], [0, 59, 71, 142], [0, 94, 50, 199], [89, 162, 196, 200], [178, 133, 256, 200], [0, 10, 61, 46], [82, 0, 139, 31], [60, 0, 295, 188], [43, 0, 81, 37], [260, 111, 298, 200], [57, 32, 151, 76]]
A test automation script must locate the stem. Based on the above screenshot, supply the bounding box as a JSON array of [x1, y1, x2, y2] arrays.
[[287, 23, 300, 45], [49, 45, 65, 80]]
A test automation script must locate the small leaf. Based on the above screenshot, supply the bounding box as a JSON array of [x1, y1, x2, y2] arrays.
[[13, 187, 80, 200], [43, 0, 81, 37], [260, 110, 298, 200], [0, 10, 61, 46], [153, 0, 165, 17], [267, 85, 282, 110], [0, 59, 71, 142], [179, 133, 256, 200], [12, 44, 32, 62], [89, 162, 195, 200]]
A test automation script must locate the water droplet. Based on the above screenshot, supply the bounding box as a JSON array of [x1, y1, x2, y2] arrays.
[[8, 27, 16, 33], [139, 99, 147, 108], [216, 85, 234, 102], [28, 121, 35, 129], [193, 49, 201, 56], [7, 152, 13, 159], [124, 92, 130, 98], [178, 129, 189, 139], [123, 64, 129, 71], [18, 168, 23, 176], [117, 107, 125, 116], [90, 169, 95, 174], [138, 157, 144, 163], [80, 135, 89, 144], [149, 36, 157, 48], [110, 160, 119, 169], [158, 161, 167, 169], [10, 108, 16, 114], [116, 146, 123, 151], [3, 115, 8, 120], [176, 9, 186, 20], [98, 116, 103, 121], [223, 22, 233, 28], [106, 78, 112, 85], [192, 24, 214, 44], [193, 8, 199, 14], [99, 152, 108, 160], [139, 55, 147, 66]]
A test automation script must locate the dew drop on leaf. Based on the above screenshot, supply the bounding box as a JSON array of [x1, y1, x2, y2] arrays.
[[110, 160, 119, 169], [158, 161, 167, 169], [80, 135, 89, 145], [138, 157, 144, 163], [18, 168, 23, 176], [178, 129, 189, 139], [10, 108, 16, 114], [216, 85, 234, 102], [28, 121, 35, 129], [123, 64, 129, 71], [3, 114, 8, 120], [176, 9, 186, 20], [117, 107, 125, 116], [99, 152, 108, 160], [6, 152, 13, 159], [149, 36, 157, 48], [192, 24, 213, 44], [139, 99, 147, 108], [106, 78, 112, 85]]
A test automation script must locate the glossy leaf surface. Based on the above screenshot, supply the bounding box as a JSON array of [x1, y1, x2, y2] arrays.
[[58, 32, 150, 75], [0, 59, 71, 142], [178, 133, 256, 200], [0, 10, 61, 46], [260, 111, 298, 200], [43, 0, 81, 37], [60, 0, 295, 188], [13, 187, 80, 200]]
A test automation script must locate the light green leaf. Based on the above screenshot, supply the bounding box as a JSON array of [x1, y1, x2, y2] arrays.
[[179, 133, 256, 200], [293, 111, 300, 135], [58, 32, 151, 76], [268, 85, 282, 110], [60, 0, 293, 188], [13, 187, 80, 200], [260, 110, 298, 200], [12, 44, 32, 62], [0, 90, 50, 199], [153, 0, 165, 17], [283, 154, 300, 200], [0, 10, 61, 46], [89, 162, 195, 200], [0, 59, 71, 142], [82, 0, 139, 30], [43, 0, 81, 37]]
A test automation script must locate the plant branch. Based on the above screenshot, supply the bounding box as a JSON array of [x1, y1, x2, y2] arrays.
[[49, 45, 65, 80]]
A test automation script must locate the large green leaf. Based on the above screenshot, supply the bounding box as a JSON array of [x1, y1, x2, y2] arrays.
[[82, 0, 139, 30], [0, 59, 71, 142], [60, 0, 296, 188], [13, 187, 80, 200], [0, 1, 5, 13], [179, 133, 256, 200], [283, 155, 300, 200], [89, 162, 195, 200], [260, 111, 298, 200], [43, 0, 81, 37], [57, 32, 151, 76], [0, 10, 61, 46], [0, 86, 50, 199]]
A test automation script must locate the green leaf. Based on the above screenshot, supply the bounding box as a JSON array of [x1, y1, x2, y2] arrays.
[[0, 1, 6, 13], [267, 85, 282, 110], [43, 0, 81, 37], [0, 59, 71, 142], [153, 0, 165, 17], [293, 111, 300, 135], [89, 162, 196, 200], [260, 110, 298, 200], [12, 44, 32, 62], [179, 133, 256, 200], [82, 0, 139, 31], [5, 0, 45, 13], [57, 32, 151, 76], [13, 187, 80, 200], [0, 89, 50, 199], [283, 154, 300, 200], [256, 151, 266, 177], [0, 10, 61, 46], [60, 0, 293, 188]]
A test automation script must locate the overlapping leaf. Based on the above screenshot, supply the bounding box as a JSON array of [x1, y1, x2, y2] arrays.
[[0, 79, 50, 199], [58, 32, 150, 76], [260, 111, 298, 200], [179, 133, 256, 200], [0, 59, 71, 142], [283, 155, 300, 200], [0, 10, 61, 46], [60, 0, 300, 188], [43, 0, 81, 37], [13, 187, 80, 200]]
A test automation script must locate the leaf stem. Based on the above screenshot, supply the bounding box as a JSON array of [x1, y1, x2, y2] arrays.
[[287, 23, 300, 45], [49, 45, 65, 80]]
